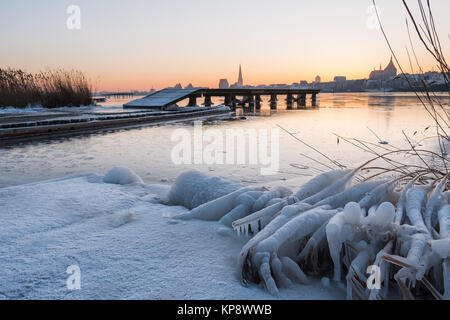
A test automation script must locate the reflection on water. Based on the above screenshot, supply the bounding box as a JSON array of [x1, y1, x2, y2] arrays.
[[367, 95, 396, 108], [0, 92, 448, 188]]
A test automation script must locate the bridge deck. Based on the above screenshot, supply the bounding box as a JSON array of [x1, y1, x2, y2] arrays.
[[124, 88, 319, 109], [124, 89, 201, 109]]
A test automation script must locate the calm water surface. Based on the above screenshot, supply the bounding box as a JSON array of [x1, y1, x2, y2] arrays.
[[0, 92, 448, 188]]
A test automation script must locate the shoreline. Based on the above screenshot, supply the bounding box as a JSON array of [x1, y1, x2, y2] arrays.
[[0, 106, 231, 144]]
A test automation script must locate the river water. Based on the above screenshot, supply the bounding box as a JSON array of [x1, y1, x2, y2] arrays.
[[0, 92, 448, 188]]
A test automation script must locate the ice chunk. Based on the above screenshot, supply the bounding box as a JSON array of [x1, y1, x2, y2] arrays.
[[373, 202, 395, 228], [103, 166, 143, 185], [167, 170, 242, 209], [343, 202, 362, 225], [431, 239, 450, 258]]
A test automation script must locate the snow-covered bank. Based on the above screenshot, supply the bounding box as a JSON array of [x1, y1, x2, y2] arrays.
[[0, 106, 47, 114], [0, 105, 101, 114], [0, 173, 343, 299]]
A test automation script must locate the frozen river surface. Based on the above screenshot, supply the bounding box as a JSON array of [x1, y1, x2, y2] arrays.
[[0, 92, 446, 188]]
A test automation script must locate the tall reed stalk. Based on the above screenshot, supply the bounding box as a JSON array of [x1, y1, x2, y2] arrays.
[[0, 68, 93, 108]]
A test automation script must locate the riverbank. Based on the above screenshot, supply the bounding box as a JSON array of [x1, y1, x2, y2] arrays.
[[0, 172, 344, 299]]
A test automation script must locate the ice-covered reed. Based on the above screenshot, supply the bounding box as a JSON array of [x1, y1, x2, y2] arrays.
[[171, 167, 449, 299]]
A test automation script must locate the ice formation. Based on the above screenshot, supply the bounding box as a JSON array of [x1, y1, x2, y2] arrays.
[[167, 170, 242, 209], [103, 166, 143, 185], [168, 168, 450, 300], [3, 174, 344, 299]]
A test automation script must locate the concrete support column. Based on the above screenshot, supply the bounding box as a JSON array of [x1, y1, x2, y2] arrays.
[[247, 96, 255, 111], [224, 94, 232, 107], [255, 95, 262, 109], [270, 94, 277, 110], [203, 95, 212, 107], [311, 93, 317, 107], [297, 94, 306, 108], [188, 96, 197, 106], [231, 96, 237, 110], [286, 93, 294, 109]]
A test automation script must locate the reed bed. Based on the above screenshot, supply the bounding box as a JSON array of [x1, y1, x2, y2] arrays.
[[0, 68, 92, 108]]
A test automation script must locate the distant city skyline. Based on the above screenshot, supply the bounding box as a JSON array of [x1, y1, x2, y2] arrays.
[[1, 0, 449, 91], [95, 61, 443, 93], [210, 61, 429, 93]]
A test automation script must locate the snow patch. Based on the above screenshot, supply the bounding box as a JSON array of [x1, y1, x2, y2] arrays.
[[0, 173, 344, 299], [103, 166, 143, 185], [0, 105, 46, 113], [110, 211, 136, 228], [217, 227, 234, 237]]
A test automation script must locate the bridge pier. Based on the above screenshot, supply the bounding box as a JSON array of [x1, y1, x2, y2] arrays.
[[188, 96, 197, 106], [237, 97, 246, 107], [224, 94, 232, 107], [231, 96, 238, 110], [255, 95, 262, 110], [246, 96, 255, 111], [270, 94, 277, 110], [286, 93, 294, 109], [203, 95, 213, 107], [297, 94, 306, 109], [311, 93, 317, 107]]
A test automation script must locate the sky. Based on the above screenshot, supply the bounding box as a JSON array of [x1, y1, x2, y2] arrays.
[[0, 0, 449, 91]]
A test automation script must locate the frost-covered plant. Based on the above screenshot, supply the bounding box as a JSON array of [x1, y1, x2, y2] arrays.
[[171, 166, 449, 299], [169, 0, 449, 300]]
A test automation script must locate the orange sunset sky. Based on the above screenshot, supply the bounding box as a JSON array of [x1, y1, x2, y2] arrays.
[[1, 0, 449, 91]]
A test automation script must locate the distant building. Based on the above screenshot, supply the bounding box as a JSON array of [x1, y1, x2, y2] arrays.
[[237, 64, 244, 87], [334, 76, 347, 82], [314, 75, 321, 83], [174, 83, 182, 89], [366, 79, 381, 90], [218, 79, 229, 89], [184, 83, 194, 90], [342, 79, 367, 91], [299, 80, 308, 86], [369, 57, 397, 80], [269, 84, 288, 88]]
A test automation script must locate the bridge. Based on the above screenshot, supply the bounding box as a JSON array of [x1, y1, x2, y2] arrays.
[[123, 88, 320, 110], [105, 92, 134, 98]]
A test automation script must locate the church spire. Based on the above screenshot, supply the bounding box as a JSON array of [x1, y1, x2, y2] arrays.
[[237, 64, 243, 87]]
